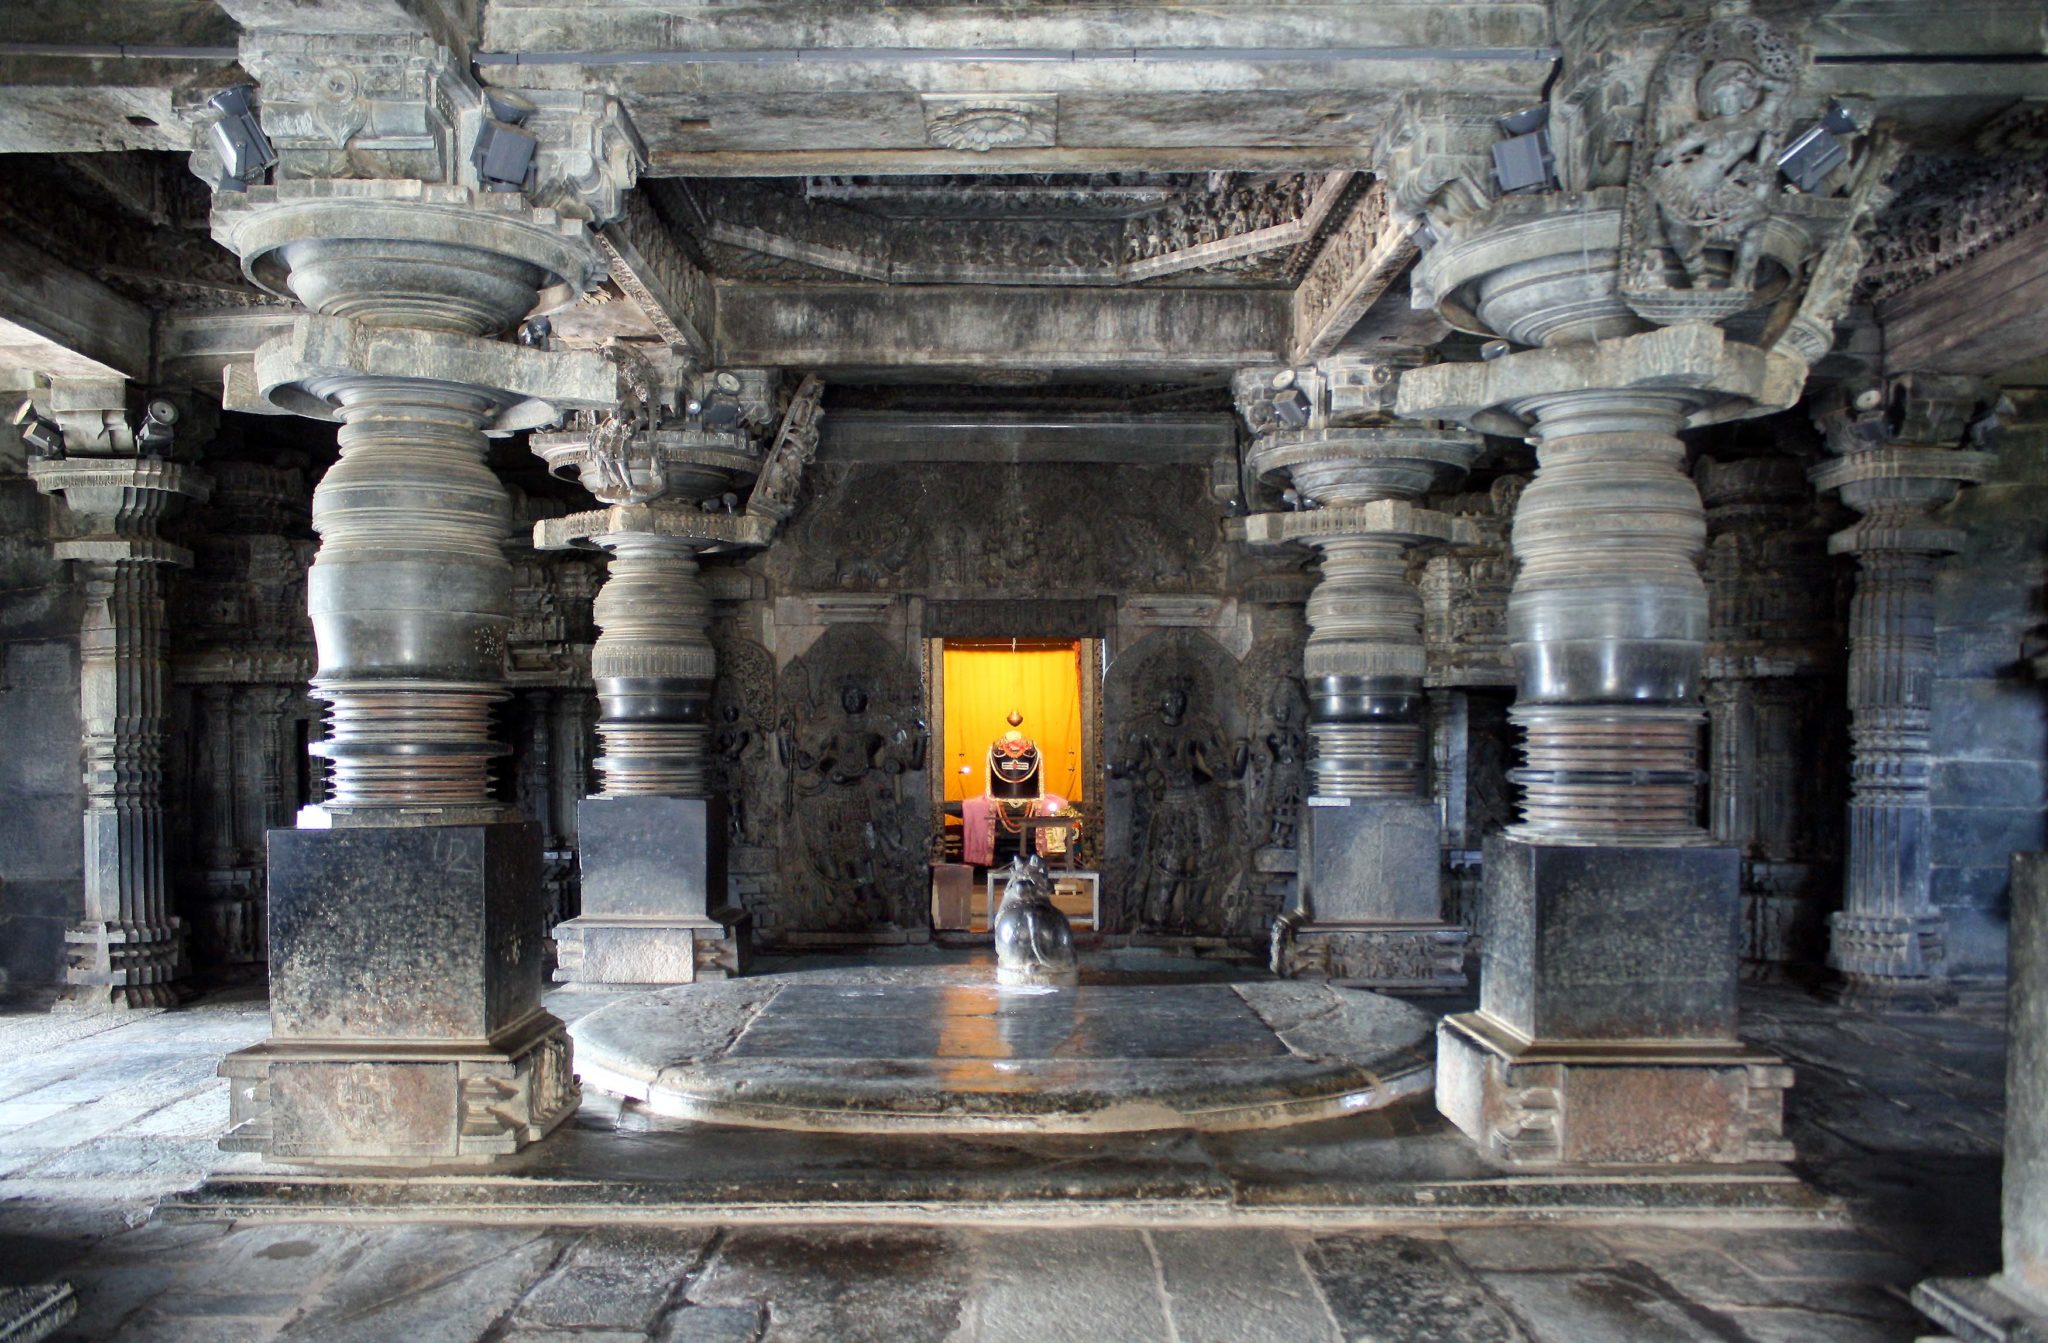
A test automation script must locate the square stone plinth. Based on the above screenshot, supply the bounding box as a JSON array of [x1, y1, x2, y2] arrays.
[[1436, 1012, 1793, 1166], [1302, 796, 1443, 924], [555, 796, 749, 985], [267, 820, 546, 1042], [226, 820, 574, 1165], [1479, 835, 1741, 1043]]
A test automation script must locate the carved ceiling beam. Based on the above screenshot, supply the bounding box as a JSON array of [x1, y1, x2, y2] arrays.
[[714, 283, 1287, 376], [594, 191, 714, 359], [1880, 215, 2048, 377], [1290, 179, 1418, 363], [0, 234, 153, 382]]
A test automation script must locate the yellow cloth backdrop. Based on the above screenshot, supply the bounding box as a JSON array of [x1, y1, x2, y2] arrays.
[[941, 643, 1084, 803]]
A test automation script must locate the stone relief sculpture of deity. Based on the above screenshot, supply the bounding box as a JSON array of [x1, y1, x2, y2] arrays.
[[774, 632, 930, 933], [1248, 677, 1309, 854], [1620, 15, 1800, 316], [709, 635, 777, 848], [1110, 676, 1248, 935]]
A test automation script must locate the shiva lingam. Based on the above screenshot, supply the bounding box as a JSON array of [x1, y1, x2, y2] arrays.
[[994, 853, 1080, 988]]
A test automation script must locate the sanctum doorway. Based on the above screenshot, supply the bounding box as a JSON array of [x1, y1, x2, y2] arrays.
[[926, 637, 1104, 934]]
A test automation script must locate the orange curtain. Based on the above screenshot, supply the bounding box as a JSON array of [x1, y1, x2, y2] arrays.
[[941, 643, 1083, 803]]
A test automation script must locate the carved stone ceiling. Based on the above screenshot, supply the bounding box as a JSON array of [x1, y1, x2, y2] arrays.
[[664, 171, 1354, 288]]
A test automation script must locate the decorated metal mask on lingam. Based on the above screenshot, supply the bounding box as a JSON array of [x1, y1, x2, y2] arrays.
[[988, 710, 1043, 802]]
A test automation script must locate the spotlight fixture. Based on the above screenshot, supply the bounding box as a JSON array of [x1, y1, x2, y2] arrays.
[[517, 316, 552, 350], [472, 90, 539, 194], [1492, 104, 1556, 195], [11, 400, 64, 458], [690, 371, 747, 431], [206, 85, 276, 193], [135, 398, 179, 453], [1778, 100, 1869, 194], [1480, 339, 1512, 362], [1412, 217, 1441, 251], [1272, 386, 1313, 428]]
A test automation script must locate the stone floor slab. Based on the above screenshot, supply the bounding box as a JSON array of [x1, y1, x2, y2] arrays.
[[1303, 1234, 1520, 1343]]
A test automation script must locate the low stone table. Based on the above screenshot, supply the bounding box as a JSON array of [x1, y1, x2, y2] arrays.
[[569, 977, 1435, 1134]]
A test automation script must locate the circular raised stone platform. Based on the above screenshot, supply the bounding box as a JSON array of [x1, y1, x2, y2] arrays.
[[568, 971, 1436, 1134]]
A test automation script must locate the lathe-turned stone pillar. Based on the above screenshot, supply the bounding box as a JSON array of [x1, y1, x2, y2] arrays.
[[1810, 375, 1997, 1008], [531, 371, 813, 984], [207, 176, 619, 1164], [1236, 357, 1482, 989], [1383, 1, 1901, 1164], [29, 386, 208, 1009]]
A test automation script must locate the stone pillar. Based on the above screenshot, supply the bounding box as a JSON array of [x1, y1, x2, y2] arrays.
[[204, 128, 625, 1158], [1915, 851, 2048, 1340], [29, 387, 208, 1009], [531, 368, 814, 984], [1811, 375, 1997, 1008], [1237, 356, 1482, 990], [1696, 455, 1841, 977], [1377, 0, 1914, 1160]]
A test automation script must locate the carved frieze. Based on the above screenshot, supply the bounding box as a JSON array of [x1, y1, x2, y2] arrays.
[[776, 462, 1221, 597]]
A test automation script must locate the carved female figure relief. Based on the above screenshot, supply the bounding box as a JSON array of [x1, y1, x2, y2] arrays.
[[1111, 680, 1248, 934], [1622, 16, 1799, 308]]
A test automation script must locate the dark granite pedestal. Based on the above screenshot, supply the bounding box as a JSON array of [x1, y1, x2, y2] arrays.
[[1915, 853, 2048, 1342], [553, 797, 751, 985], [218, 819, 578, 1166], [1436, 835, 1792, 1166], [1273, 797, 1467, 991]]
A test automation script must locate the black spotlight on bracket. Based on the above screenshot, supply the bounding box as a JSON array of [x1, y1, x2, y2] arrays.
[[690, 370, 747, 431], [1493, 104, 1557, 195], [1268, 369, 1313, 428], [473, 90, 540, 194], [11, 400, 64, 458], [135, 398, 179, 453], [1778, 99, 1871, 194], [517, 316, 552, 350], [207, 85, 276, 193]]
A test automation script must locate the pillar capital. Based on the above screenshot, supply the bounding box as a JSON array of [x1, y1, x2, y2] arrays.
[[1810, 371, 2005, 557]]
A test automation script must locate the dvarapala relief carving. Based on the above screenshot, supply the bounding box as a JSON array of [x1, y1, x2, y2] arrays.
[[1102, 631, 1253, 938], [772, 625, 931, 935]]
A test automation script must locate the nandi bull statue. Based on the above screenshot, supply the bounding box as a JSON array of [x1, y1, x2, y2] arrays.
[[993, 853, 1079, 988]]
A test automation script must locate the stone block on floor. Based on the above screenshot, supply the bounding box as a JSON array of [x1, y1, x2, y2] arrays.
[[1479, 834, 1741, 1043]]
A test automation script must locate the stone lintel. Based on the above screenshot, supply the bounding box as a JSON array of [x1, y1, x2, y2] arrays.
[[1913, 1275, 2048, 1343], [817, 410, 1235, 465], [714, 283, 1288, 377], [243, 316, 618, 429], [0, 235, 152, 382], [1396, 324, 1807, 436]]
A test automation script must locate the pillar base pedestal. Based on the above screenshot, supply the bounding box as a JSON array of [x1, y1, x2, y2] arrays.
[[229, 819, 568, 1166], [1271, 915, 1468, 991], [1436, 1012, 1794, 1166], [1821, 971, 1958, 1013], [1913, 1276, 2048, 1343], [555, 795, 746, 986], [554, 909, 751, 985], [56, 920, 183, 1012], [220, 1011, 576, 1167]]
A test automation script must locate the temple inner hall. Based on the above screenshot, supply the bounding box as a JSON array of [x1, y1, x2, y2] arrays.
[[0, 0, 2045, 1338]]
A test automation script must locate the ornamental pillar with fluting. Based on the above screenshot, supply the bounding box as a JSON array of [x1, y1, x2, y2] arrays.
[[200, 47, 634, 1162], [1385, 7, 1898, 1165], [1235, 355, 1482, 990], [1810, 374, 1998, 1008], [530, 366, 810, 984], [29, 406, 209, 1009]]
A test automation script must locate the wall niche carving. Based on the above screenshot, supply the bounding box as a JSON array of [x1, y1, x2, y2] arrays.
[[771, 624, 931, 939], [1102, 630, 1252, 938]]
